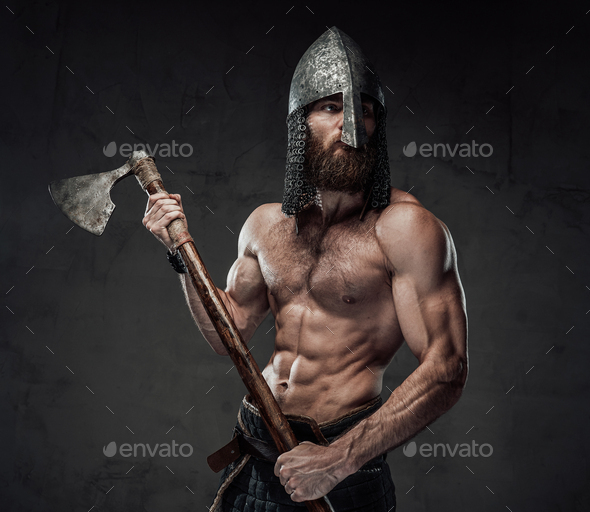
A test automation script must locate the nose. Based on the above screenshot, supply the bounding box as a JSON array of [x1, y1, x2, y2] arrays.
[[336, 110, 344, 132]]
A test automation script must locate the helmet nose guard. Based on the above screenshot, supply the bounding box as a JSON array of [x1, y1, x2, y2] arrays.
[[288, 26, 385, 149]]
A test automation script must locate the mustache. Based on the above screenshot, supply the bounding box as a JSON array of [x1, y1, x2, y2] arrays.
[[329, 136, 366, 146], [329, 137, 370, 152]]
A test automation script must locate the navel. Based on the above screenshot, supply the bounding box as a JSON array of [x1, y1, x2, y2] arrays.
[[342, 295, 356, 304]]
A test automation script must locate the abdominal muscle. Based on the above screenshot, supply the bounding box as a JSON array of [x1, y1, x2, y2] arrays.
[[261, 304, 403, 423]]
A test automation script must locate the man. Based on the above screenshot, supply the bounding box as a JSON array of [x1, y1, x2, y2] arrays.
[[143, 27, 468, 511]]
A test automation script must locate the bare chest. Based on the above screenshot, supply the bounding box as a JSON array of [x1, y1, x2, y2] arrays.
[[257, 218, 390, 311]]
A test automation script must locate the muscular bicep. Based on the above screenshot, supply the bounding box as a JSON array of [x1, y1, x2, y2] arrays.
[[223, 208, 271, 343], [380, 204, 467, 371], [225, 254, 270, 341]]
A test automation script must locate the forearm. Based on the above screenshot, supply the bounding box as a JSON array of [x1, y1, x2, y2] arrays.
[[179, 273, 231, 356], [331, 356, 466, 477]]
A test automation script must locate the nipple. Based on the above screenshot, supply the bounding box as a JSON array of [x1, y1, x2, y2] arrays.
[[342, 295, 356, 304]]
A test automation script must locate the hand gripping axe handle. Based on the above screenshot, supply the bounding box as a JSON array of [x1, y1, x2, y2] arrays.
[[49, 151, 335, 512]]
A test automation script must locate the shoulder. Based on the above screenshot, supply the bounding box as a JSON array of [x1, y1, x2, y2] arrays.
[[243, 203, 283, 233], [386, 186, 424, 209], [376, 187, 435, 230], [375, 188, 454, 275], [238, 203, 284, 254]]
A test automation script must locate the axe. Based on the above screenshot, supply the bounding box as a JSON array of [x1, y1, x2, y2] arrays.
[[49, 151, 334, 512]]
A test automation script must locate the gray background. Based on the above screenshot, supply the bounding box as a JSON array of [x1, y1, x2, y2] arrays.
[[1, 0, 589, 510]]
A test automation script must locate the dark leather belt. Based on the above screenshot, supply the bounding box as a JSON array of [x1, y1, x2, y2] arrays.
[[206, 394, 384, 474], [207, 426, 282, 473]]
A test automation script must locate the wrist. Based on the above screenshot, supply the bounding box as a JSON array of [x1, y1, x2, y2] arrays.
[[331, 436, 361, 479], [163, 239, 175, 254], [166, 248, 188, 273]]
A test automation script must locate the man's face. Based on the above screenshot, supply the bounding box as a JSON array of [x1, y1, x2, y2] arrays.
[[304, 93, 379, 194]]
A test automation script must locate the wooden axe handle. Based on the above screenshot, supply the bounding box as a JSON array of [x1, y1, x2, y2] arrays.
[[135, 157, 334, 512]]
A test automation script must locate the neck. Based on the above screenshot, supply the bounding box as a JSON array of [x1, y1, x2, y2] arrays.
[[308, 189, 367, 226]]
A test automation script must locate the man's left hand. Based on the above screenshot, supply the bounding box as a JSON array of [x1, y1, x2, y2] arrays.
[[273, 441, 349, 502]]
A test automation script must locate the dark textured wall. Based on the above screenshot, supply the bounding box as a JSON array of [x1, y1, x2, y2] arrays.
[[1, 0, 589, 510]]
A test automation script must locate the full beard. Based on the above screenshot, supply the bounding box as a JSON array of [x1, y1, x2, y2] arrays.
[[304, 130, 378, 194]]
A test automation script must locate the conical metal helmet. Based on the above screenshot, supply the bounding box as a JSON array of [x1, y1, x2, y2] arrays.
[[288, 26, 385, 148]]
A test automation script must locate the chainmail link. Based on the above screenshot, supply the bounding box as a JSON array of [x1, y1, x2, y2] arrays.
[[281, 105, 391, 218], [369, 105, 391, 210], [281, 106, 316, 217]]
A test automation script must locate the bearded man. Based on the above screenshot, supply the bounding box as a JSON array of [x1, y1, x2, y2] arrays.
[[143, 27, 468, 512]]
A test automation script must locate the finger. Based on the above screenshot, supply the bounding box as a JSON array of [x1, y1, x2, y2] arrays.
[[153, 204, 183, 222], [152, 198, 181, 210], [278, 466, 289, 486], [145, 193, 170, 214], [147, 199, 182, 218], [146, 200, 177, 220], [146, 207, 182, 228], [274, 460, 283, 478], [156, 211, 185, 230], [284, 481, 294, 495], [172, 194, 185, 215], [148, 192, 169, 204], [145, 210, 184, 243], [170, 193, 183, 209]]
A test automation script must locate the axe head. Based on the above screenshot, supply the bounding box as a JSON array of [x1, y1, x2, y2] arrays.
[[49, 161, 134, 236]]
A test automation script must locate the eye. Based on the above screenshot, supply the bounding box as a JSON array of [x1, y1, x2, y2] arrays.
[[322, 103, 340, 112]]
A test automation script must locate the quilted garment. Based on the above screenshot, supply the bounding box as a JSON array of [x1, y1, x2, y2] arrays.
[[210, 396, 396, 512]]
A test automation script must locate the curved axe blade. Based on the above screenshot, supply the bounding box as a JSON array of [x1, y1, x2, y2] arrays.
[[49, 162, 133, 236]]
